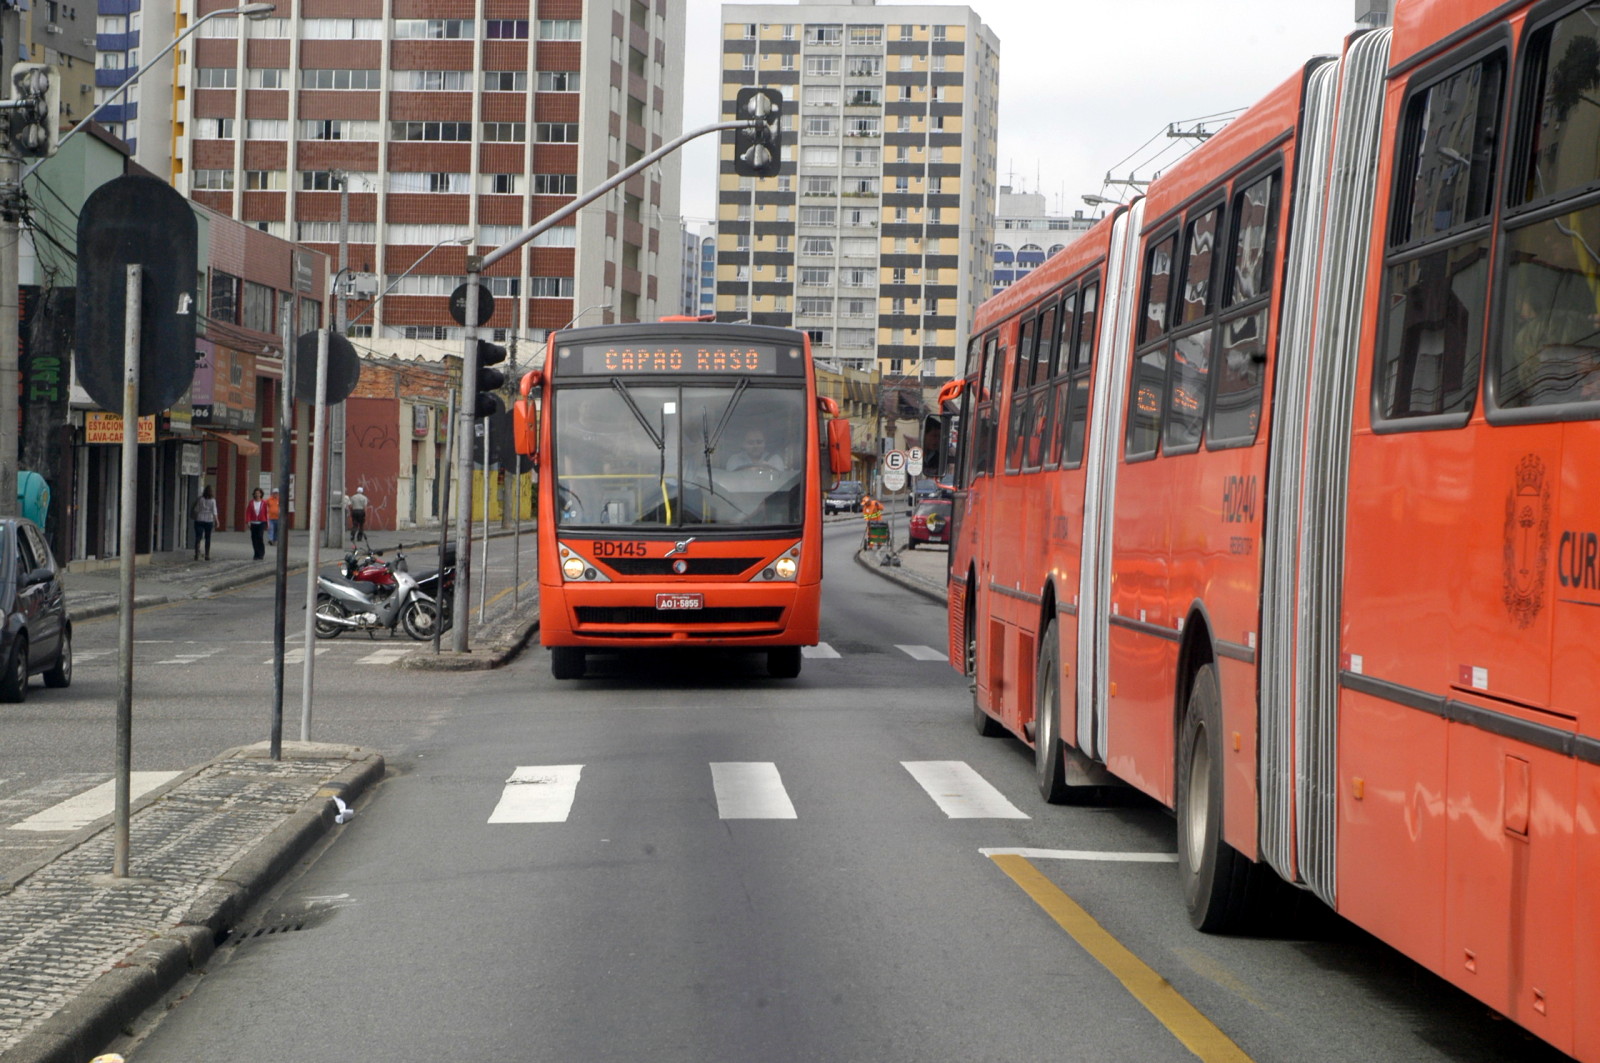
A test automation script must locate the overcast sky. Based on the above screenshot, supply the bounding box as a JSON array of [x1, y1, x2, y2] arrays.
[[677, 0, 1362, 224]]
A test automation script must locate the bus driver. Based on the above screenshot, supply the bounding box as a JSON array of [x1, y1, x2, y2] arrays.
[[726, 428, 787, 471]]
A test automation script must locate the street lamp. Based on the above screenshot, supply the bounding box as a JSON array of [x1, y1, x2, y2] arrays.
[[561, 302, 612, 330], [22, 2, 276, 181], [1082, 194, 1122, 209], [344, 235, 475, 327]]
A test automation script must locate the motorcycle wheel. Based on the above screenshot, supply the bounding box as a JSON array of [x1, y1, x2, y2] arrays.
[[401, 598, 440, 640], [313, 596, 347, 639]]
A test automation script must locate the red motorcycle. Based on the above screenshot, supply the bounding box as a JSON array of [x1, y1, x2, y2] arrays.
[[340, 543, 455, 637]]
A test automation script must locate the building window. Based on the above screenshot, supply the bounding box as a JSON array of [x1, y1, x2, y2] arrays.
[[537, 19, 580, 40], [300, 119, 379, 140], [248, 68, 287, 88], [389, 121, 473, 141], [241, 280, 274, 333], [299, 68, 382, 90], [242, 170, 284, 190], [244, 119, 285, 138], [536, 70, 578, 91], [484, 19, 528, 38], [194, 67, 236, 88], [196, 118, 235, 139], [529, 276, 576, 298], [392, 18, 473, 38], [805, 56, 839, 77], [388, 172, 469, 193], [481, 173, 521, 195], [484, 70, 529, 92], [191, 169, 234, 190], [808, 24, 841, 44], [482, 122, 526, 142], [300, 18, 381, 38], [534, 173, 579, 194], [535, 123, 579, 143], [399, 70, 469, 91]]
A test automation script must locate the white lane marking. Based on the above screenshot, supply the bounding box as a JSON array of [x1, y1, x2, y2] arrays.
[[979, 847, 1179, 862], [11, 772, 184, 832], [902, 761, 1029, 819], [155, 648, 223, 665], [710, 762, 798, 819], [278, 647, 333, 665], [358, 647, 411, 665], [802, 643, 841, 659], [897, 644, 946, 661], [488, 765, 584, 824]]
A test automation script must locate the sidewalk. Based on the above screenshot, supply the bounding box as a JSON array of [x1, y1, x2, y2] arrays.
[[0, 742, 384, 1063], [831, 508, 950, 603], [61, 527, 539, 671]]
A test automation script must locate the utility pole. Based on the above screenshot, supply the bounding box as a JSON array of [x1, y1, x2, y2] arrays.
[[0, 4, 23, 518], [326, 170, 348, 548]]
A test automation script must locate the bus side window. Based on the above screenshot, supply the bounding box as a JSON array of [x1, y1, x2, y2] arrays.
[[1127, 233, 1177, 460], [1062, 282, 1097, 467], [1211, 172, 1279, 447], [1026, 302, 1060, 471], [1005, 318, 1036, 473], [1164, 206, 1221, 454], [979, 335, 1002, 474], [1374, 50, 1504, 425]]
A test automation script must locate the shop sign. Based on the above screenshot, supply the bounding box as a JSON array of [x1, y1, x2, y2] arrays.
[[85, 412, 156, 444]]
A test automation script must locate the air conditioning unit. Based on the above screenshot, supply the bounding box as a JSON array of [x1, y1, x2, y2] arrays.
[[45, 23, 62, 33]]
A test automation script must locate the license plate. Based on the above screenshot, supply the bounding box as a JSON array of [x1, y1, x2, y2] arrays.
[[656, 593, 704, 610]]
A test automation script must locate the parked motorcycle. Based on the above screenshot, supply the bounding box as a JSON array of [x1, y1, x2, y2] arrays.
[[314, 545, 442, 640]]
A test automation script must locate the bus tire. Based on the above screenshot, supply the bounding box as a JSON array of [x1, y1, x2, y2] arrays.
[[968, 593, 1004, 737], [1034, 619, 1076, 804], [1177, 664, 1255, 932], [767, 646, 802, 679], [551, 646, 585, 680]]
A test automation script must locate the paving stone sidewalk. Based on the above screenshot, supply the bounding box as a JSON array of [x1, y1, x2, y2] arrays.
[[0, 742, 384, 1063]]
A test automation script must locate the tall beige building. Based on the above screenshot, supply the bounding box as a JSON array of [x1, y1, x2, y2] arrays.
[[717, 2, 998, 380]]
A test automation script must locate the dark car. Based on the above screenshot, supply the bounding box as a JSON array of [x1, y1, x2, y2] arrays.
[[0, 518, 70, 702], [825, 480, 866, 514], [908, 499, 952, 548], [911, 478, 945, 503]]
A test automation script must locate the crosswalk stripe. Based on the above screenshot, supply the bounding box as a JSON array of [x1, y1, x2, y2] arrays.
[[802, 643, 841, 659], [710, 762, 797, 819], [902, 761, 1029, 819], [896, 644, 946, 661], [488, 765, 584, 824], [11, 772, 184, 832], [358, 648, 411, 665]]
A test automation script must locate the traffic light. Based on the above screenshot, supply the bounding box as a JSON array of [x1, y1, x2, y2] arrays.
[[9, 64, 58, 157], [473, 339, 507, 419], [732, 87, 783, 178]]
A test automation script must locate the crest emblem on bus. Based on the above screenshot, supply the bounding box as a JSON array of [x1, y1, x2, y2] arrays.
[[1503, 453, 1550, 629], [665, 537, 696, 557]]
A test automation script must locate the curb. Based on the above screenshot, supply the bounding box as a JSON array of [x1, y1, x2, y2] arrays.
[[854, 548, 948, 605], [400, 615, 540, 671], [0, 745, 385, 1063]]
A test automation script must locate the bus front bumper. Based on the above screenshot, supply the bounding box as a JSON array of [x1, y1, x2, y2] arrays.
[[540, 580, 820, 648]]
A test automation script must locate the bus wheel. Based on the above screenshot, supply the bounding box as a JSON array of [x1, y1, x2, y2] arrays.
[[767, 646, 802, 679], [551, 647, 585, 680], [1178, 664, 1254, 932], [968, 595, 1004, 737], [1034, 620, 1076, 803]]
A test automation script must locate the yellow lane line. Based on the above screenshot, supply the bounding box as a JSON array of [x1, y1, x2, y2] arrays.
[[988, 853, 1254, 1063]]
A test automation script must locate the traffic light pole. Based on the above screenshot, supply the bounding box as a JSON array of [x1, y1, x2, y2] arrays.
[[0, 4, 22, 518], [449, 117, 768, 653]]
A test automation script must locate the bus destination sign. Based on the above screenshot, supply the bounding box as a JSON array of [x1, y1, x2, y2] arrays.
[[569, 343, 794, 376]]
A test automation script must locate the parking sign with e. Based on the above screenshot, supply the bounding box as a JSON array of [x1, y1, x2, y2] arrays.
[[885, 450, 906, 473]]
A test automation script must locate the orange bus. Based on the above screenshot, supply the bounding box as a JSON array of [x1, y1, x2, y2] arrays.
[[945, 2, 1600, 1057], [513, 321, 846, 680]]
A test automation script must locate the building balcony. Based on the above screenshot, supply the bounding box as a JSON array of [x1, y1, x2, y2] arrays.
[[95, 66, 135, 88]]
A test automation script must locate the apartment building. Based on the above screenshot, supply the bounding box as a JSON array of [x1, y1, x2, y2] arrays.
[[990, 184, 1093, 294], [170, 0, 685, 360], [717, 2, 998, 380]]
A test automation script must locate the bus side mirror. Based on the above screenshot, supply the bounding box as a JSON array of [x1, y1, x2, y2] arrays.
[[827, 417, 852, 475], [513, 371, 541, 460]]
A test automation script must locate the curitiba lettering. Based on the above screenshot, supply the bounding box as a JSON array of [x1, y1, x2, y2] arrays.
[[1558, 530, 1600, 591]]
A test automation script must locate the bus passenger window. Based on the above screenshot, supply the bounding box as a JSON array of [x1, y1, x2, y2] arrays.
[[1179, 209, 1220, 327], [1211, 309, 1267, 444], [1227, 175, 1278, 307], [1497, 213, 1600, 409], [1165, 329, 1211, 452], [1139, 235, 1178, 344], [1377, 240, 1489, 419], [1126, 346, 1166, 460], [1062, 282, 1097, 467]]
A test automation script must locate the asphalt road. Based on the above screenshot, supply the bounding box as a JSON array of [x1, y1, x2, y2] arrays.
[[20, 522, 1572, 1063]]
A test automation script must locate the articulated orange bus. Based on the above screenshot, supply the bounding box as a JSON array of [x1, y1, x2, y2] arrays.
[[946, 1, 1600, 1057], [513, 321, 847, 680]]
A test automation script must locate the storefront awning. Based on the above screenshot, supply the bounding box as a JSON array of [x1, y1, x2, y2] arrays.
[[204, 430, 260, 456]]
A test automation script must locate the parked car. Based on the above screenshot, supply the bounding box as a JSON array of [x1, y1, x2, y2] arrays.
[[907, 499, 952, 548], [825, 480, 866, 514], [911, 478, 945, 503], [0, 517, 70, 702]]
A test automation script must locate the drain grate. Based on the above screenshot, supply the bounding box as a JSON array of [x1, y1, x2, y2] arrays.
[[225, 920, 308, 946]]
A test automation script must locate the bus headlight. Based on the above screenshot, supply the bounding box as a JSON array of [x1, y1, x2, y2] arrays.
[[774, 557, 798, 580], [562, 556, 587, 580]]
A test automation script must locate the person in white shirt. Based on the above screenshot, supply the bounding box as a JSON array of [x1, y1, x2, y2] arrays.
[[726, 429, 787, 471], [191, 486, 218, 560], [348, 486, 370, 542]]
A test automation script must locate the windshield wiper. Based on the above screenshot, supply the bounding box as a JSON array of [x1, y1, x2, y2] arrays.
[[609, 379, 672, 524]]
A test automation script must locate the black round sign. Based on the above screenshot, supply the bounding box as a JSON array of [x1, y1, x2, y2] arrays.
[[294, 331, 360, 405], [75, 175, 199, 416], [449, 282, 495, 327]]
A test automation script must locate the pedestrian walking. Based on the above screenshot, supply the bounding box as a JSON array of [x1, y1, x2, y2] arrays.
[[191, 485, 217, 560], [348, 485, 370, 543], [246, 487, 269, 559], [266, 488, 281, 545]]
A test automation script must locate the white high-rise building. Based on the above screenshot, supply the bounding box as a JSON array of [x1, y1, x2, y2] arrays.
[[717, 2, 999, 380]]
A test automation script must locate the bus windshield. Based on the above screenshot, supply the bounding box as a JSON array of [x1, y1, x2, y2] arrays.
[[553, 381, 807, 529]]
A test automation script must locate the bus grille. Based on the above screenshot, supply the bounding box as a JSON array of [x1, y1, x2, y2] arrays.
[[600, 558, 762, 576], [575, 606, 784, 625]]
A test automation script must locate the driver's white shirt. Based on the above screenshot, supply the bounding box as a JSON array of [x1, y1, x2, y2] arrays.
[[727, 451, 786, 471]]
